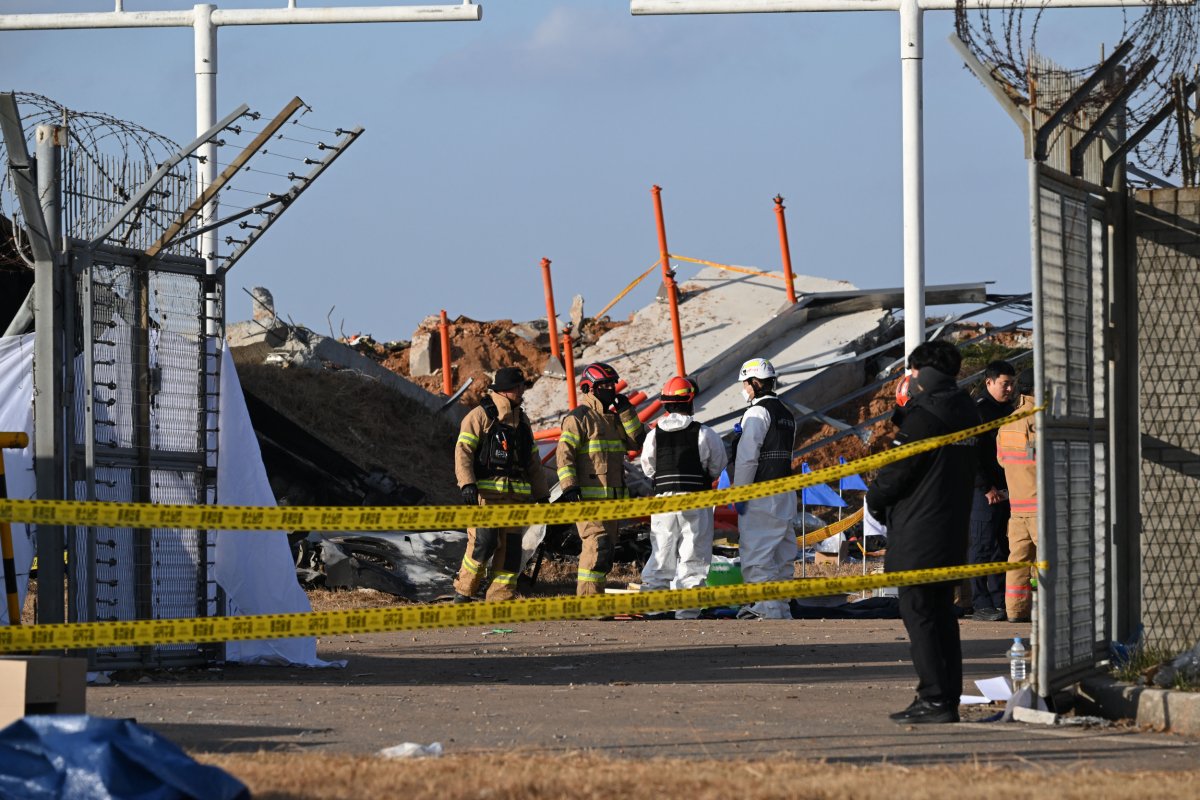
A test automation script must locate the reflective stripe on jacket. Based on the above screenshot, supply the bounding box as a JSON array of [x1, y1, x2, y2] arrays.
[[555, 391, 646, 496]]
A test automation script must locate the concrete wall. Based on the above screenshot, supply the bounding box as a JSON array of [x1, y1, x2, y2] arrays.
[[1135, 188, 1200, 651]]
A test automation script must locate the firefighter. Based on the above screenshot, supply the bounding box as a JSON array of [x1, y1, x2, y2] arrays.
[[638, 376, 728, 618], [998, 374, 1037, 624], [731, 357, 798, 620], [555, 362, 646, 596], [452, 366, 549, 602]]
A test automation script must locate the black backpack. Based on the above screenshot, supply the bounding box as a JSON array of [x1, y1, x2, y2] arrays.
[[474, 397, 534, 478]]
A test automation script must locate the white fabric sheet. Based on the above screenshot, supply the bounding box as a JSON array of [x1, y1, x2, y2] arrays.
[[0, 334, 334, 666], [0, 335, 35, 625]]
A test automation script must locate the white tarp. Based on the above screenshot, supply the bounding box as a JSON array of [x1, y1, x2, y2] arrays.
[[0, 333, 333, 667]]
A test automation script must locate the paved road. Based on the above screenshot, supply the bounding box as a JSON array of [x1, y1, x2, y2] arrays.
[[90, 618, 1200, 769]]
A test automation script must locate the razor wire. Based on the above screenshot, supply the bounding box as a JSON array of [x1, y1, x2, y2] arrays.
[[954, 0, 1200, 183]]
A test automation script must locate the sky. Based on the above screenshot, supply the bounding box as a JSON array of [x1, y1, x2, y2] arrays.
[[0, 1, 1138, 341]]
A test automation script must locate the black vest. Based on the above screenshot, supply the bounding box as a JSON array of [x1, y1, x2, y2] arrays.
[[652, 422, 709, 494], [473, 397, 534, 478], [747, 396, 796, 482]]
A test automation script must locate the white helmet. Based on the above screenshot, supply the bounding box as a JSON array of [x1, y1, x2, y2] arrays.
[[738, 357, 777, 382]]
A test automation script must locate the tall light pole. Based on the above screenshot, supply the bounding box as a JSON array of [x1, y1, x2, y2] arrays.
[[631, 0, 1167, 359], [1, 2, 483, 332]]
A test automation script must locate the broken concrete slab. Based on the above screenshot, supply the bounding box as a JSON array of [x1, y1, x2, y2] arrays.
[[408, 326, 440, 378], [231, 320, 463, 423], [522, 267, 890, 435]]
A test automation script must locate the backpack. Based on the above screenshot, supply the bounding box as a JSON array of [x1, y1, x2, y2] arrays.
[[474, 396, 534, 478]]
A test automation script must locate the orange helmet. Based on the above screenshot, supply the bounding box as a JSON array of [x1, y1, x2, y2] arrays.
[[659, 375, 697, 404], [579, 362, 619, 393], [895, 373, 912, 407]]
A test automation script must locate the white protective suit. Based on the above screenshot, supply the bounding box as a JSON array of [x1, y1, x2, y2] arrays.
[[638, 412, 729, 618], [733, 396, 798, 619]]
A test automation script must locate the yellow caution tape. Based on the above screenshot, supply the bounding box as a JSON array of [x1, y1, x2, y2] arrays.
[[0, 407, 1040, 533], [594, 258, 662, 321], [799, 507, 864, 547], [0, 560, 1048, 653], [670, 254, 787, 282]]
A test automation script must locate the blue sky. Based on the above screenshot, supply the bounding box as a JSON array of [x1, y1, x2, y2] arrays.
[[1, 1, 1134, 340]]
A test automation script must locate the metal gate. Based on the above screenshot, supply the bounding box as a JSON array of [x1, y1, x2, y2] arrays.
[[68, 247, 223, 667], [1032, 166, 1114, 691]]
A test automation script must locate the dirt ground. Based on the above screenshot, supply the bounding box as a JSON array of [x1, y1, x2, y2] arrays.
[[88, 619, 1200, 775]]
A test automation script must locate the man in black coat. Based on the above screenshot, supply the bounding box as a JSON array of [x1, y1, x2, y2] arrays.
[[968, 360, 1016, 621], [867, 340, 981, 725]]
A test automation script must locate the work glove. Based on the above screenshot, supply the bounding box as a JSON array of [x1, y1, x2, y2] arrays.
[[558, 486, 582, 503], [734, 501, 747, 515], [611, 393, 633, 413], [461, 483, 479, 506]]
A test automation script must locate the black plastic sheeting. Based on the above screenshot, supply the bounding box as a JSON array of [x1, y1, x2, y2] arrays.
[[0, 715, 248, 800]]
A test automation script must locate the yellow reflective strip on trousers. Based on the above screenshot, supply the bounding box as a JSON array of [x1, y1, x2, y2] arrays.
[[492, 572, 517, 585]]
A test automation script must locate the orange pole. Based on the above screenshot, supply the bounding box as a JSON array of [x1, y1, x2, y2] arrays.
[[774, 195, 798, 304], [539, 258, 562, 363], [439, 310, 452, 396], [651, 185, 686, 376], [638, 399, 663, 423], [562, 331, 577, 409]]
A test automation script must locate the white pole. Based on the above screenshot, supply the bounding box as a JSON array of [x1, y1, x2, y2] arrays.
[[194, 3, 218, 335], [900, 0, 925, 356]]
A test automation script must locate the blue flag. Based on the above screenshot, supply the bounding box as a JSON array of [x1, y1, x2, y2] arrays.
[[838, 457, 868, 491], [800, 462, 848, 507]]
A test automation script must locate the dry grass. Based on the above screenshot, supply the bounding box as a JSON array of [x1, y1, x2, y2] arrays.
[[199, 753, 1200, 800]]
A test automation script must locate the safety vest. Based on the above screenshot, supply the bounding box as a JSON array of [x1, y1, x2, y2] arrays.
[[754, 396, 795, 481], [651, 422, 709, 494]]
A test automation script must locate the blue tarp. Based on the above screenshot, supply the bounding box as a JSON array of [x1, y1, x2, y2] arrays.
[[0, 715, 249, 800]]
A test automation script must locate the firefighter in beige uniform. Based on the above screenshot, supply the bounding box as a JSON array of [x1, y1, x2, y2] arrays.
[[998, 392, 1037, 622], [453, 367, 549, 602], [555, 362, 646, 595]]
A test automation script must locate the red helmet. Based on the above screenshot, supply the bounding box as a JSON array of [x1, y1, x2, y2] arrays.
[[579, 362, 619, 393], [659, 375, 697, 404], [895, 373, 912, 407]]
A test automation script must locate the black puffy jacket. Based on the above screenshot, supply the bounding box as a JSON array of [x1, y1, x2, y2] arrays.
[[866, 368, 982, 573]]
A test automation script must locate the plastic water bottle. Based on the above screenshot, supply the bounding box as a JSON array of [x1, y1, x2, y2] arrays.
[[1008, 636, 1028, 687]]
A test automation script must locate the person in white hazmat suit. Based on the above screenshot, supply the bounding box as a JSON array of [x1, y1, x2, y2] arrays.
[[731, 358, 799, 619], [638, 376, 729, 619]]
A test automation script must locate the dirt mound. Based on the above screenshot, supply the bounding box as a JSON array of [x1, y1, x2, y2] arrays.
[[345, 315, 628, 408], [794, 377, 900, 472]]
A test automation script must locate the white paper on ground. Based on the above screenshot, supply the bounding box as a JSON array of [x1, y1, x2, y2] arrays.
[[379, 742, 443, 758], [976, 676, 1015, 702], [959, 695, 993, 705]]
